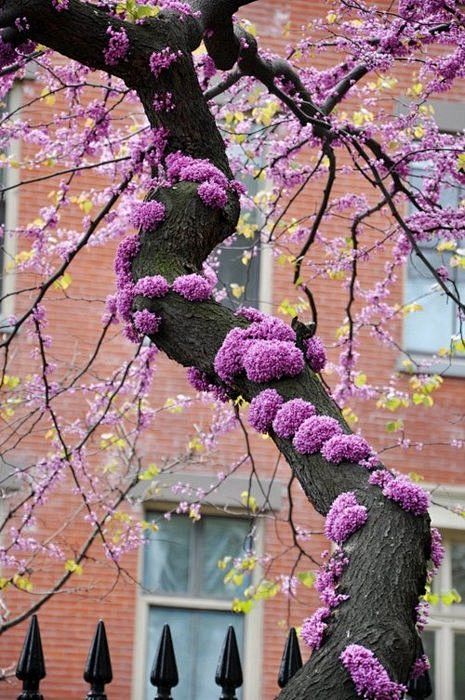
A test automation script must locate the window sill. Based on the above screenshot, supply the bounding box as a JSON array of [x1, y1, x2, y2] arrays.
[[397, 354, 465, 378]]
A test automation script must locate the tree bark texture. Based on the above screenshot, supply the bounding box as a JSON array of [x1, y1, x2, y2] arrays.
[[0, 1, 431, 697]]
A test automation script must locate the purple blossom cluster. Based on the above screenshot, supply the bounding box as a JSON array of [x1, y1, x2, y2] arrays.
[[246, 317, 296, 343], [301, 606, 331, 650], [149, 47, 181, 78], [248, 389, 284, 433], [214, 328, 250, 382], [172, 274, 213, 301], [130, 200, 166, 232], [197, 180, 228, 209], [325, 492, 368, 544], [52, 0, 70, 9], [304, 336, 326, 372], [243, 340, 305, 383], [315, 549, 349, 609], [416, 599, 430, 633], [186, 367, 228, 402], [235, 307, 267, 323], [410, 654, 430, 681], [103, 26, 129, 67], [114, 236, 141, 284], [165, 151, 238, 210], [321, 434, 373, 465], [340, 644, 407, 700], [430, 527, 445, 571], [134, 275, 170, 298], [133, 309, 161, 336], [214, 314, 303, 384], [293, 415, 342, 454], [369, 470, 430, 516], [272, 399, 316, 439]]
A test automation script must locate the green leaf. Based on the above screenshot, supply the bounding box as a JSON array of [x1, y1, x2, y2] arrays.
[[297, 571, 316, 588]]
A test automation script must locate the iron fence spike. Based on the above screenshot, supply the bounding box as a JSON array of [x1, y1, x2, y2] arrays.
[[83, 620, 113, 700], [215, 626, 243, 700], [16, 615, 46, 700], [150, 624, 179, 699], [277, 628, 303, 688]]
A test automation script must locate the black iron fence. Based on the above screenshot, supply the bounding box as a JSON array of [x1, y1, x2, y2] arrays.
[[11, 614, 432, 699]]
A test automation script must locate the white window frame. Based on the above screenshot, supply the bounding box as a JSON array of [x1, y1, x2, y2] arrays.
[[1, 82, 21, 325], [131, 506, 265, 700], [426, 485, 465, 698]]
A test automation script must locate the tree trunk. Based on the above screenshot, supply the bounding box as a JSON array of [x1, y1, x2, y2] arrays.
[[0, 1, 431, 696]]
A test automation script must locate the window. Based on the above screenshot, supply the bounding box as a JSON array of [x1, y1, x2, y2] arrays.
[[0, 84, 22, 327], [403, 162, 465, 356], [139, 512, 255, 700], [425, 531, 465, 699], [216, 172, 262, 310]]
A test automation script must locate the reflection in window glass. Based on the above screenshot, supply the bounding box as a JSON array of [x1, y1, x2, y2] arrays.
[[143, 515, 191, 594], [404, 162, 465, 355], [201, 517, 252, 598], [454, 632, 465, 699], [145, 608, 244, 700], [144, 514, 250, 598], [452, 542, 465, 602]]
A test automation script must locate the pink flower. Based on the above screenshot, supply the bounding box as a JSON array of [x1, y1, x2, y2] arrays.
[[130, 200, 166, 231], [340, 644, 406, 699], [114, 234, 140, 290], [301, 607, 331, 650], [149, 47, 181, 77], [133, 275, 170, 298], [272, 399, 316, 439], [133, 309, 161, 335], [410, 654, 430, 681], [243, 340, 305, 382], [325, 492, 368, 544], [52, 0, 69, 9], [369, 470, 430, 516], [430, 527, 445, 570], [198, 181, 228, 209], [321, 434, 373, 465], [172, 274, 213, 301], [248, 389, 284, 433], [103, 26, 129, 67], [214, 328, 251, 382], [293, 416, 342, 454], [304, 336, 326, 372]]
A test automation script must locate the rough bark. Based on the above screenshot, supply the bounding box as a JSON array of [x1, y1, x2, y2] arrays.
[[0, 1, 431, 697]]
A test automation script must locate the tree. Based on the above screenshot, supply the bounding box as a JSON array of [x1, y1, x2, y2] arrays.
[[0, 0, 464, 697]]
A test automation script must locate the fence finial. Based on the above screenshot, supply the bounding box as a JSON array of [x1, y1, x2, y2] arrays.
[[278, 627, 303, 688], [215, 625, 243, 700], [16, 614, 46, 700], [150, 623, 179, 700], [406, 639, 433, 699], [83, 620, 113, 700]]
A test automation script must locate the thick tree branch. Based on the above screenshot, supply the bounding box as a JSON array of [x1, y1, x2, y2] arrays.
[[0, 2, 434, 697]]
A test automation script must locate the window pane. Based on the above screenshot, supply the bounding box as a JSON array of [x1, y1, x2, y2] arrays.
[[422, 630, 436, 700], [216, 234, 261, 309], [454, 632, 465, 699], [404, 279, 454, 353], [143, 515, 191, 594], [451, 542, 465, 601], [145, 607, 244, 700], [201, 517, 251, 598]]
